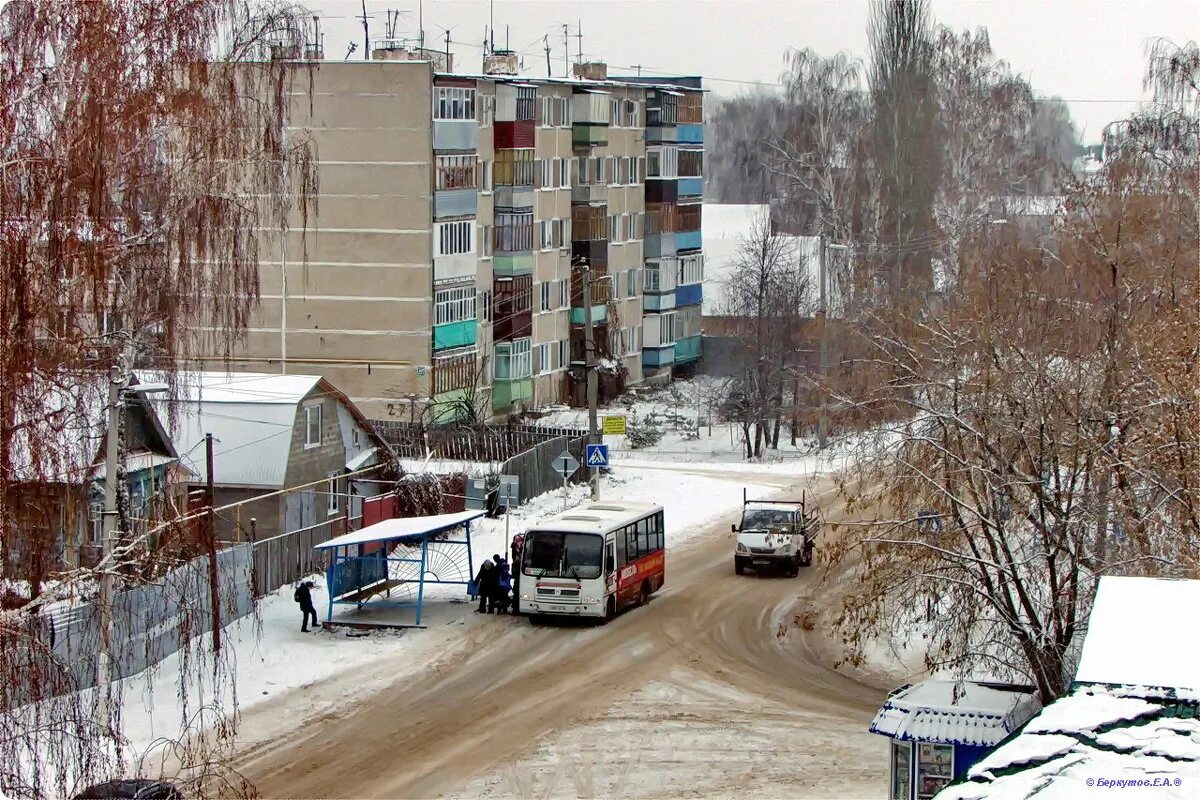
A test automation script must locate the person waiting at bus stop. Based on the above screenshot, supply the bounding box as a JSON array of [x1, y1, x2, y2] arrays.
[[474, 559, 496, 613], [491, 560, 513, 614], [511, 533, 525, 600]]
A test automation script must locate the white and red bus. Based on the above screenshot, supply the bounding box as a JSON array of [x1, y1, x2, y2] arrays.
[[517, 501, 665, 621]]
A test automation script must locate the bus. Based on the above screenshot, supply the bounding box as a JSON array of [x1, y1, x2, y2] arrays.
[[517, 501, 665, 621]]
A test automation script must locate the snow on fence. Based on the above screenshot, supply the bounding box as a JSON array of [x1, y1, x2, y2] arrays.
[[372, 420, 588, 461], [7, 545, 254, 707]]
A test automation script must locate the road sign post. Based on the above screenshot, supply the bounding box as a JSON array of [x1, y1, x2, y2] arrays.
[[551, 450, 580, 511]]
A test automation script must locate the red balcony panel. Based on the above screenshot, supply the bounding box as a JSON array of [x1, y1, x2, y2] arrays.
[[495, 121, 535, 149]]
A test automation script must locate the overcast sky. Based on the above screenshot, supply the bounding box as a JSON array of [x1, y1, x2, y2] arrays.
[[307, 0, 1197, 141]]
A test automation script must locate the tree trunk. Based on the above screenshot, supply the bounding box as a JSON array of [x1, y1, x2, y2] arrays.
[[790, 375, 800, 446]]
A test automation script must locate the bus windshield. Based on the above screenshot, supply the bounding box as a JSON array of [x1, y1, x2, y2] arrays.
[[523, 531, 603, 579]]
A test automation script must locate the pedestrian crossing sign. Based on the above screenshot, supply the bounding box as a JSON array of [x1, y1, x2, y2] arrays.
[[585, 444, 609, 468]]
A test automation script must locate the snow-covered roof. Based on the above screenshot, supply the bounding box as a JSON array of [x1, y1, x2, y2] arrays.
[[1076, 576, 1200, 692], [870, 680, 1041, 747], [940, 685, 1200, 800], [144, 371, 324, 489], [315, 510, 486, 550], [529, 501, 663, 535]]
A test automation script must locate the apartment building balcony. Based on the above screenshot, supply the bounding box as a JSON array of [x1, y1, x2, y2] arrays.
[[645, 179, 678, 204], [569, 304, 608, 326], [493, 275, 533, 340], [492, 377, 533, 411], [572, 124, 609, 148], [495, 120, 535, 149], [644, 232, 677, 258], [643, 290, 675, 312], [675, 282, 703, 307], [431, 349, 480, 424], [433, 120, 478, 151], [678, 177, 703, 199], [572, 182, 608, 204], [495, 185, 534, 210], [642, 344, 676, 369], [674, 334, 701, 365], [433, 319, 477, 351], [571, 238, 609, 269], [493, 309, 532, 340], [644, 126, 678, 145], [676, 229, 702, 251], [494, 250, 533, 276], [434, 252, 476, 284], [433, 188, 478, 220], [677, 124, 704, 144]]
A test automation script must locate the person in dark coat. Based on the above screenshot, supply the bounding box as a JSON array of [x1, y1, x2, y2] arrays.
[[474, 559, 495, 613], [511, 533, 525, 608], [492, 561, 513, 614], [294, 580, 318, 632]]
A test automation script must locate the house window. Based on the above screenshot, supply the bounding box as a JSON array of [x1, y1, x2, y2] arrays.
[[436, 154, 477, 190], [539, 281, 552, 312], [304, 403, 322, 448], [352, 428, 360, 448], [90, 503, 104, 545], [436, 220, 475, 257], [494, 338, 532, 380], [326, 473, 340, 515], [435, 286, 477, 325], [434, 86, 476, 120]]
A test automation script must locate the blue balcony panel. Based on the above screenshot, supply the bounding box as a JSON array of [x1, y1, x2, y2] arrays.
[[642, 345, 676, 369], [433, 320, 477, 351], [676, 230, 702, 252], [674, 334, 701, 364], [675, 283, 703, 307], [677, 124, 704, 144], [678, 177, 703, 198]]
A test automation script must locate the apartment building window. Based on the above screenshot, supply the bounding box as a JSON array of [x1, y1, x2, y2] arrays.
[[679, 149, 704, 178], [436, 220, 475, 257], [572, 205, 607, 241], [678, 203, 702, 233], [610, 98, 640, 128], [304, 403, 322, 448], [647, 146, 678, 178], [679, 253, 705, 285], [479, 223, 493, 258], [647, 92, 678, 126], [558, 339, 570, 367], [539, 281, 553, 311], [326, 473, 340, 515], [496, 148, 535, 187], [678, 92, 703, 124], [644, 258, 678, 293], [535, 342, 554, 375], [494, 212, 533, 251], [538, 96, 571, 127], [479, 158, 494, 192], [516, 87, 536, 121], [660, 311, 677, 345], [434, 286, 477, 325], [557, 158, 570, 188], [573, 156, 607, 186], [539, 158, 566, 190], [436, 155, 477, 190], [480, 290, 492, 322], [494, 338, 532, 380], [558, 278, 569, 309], [607, 214, 625, 244], [537, 218, 566, 249], [626, 267, 639, 297], [434, 86, 476, 120], [478, 94, 496, 126]]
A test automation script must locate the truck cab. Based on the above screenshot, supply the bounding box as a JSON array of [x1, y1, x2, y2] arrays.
[[733, 497, 818, 577]]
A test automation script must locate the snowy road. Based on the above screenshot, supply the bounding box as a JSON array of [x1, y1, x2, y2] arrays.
[[230, 477, 890, 798]]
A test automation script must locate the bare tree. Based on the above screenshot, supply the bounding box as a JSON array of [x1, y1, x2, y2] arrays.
[[0, 2, 318, 797]]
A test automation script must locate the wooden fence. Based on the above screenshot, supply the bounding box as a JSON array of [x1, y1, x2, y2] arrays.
[[372, 420, 588, 461]]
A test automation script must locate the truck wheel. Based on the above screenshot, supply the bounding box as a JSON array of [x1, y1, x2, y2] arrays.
[[800, 546, 813, 567], [735, 561, 745, 575], [788, 558, 800, 577]]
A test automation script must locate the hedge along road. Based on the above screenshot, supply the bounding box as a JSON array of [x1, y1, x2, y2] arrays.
[[232, 473, 892, 799]]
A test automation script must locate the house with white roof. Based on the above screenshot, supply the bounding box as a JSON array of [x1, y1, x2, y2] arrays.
[[939, 576, 1200, 800], [145, 372, 394, 544]]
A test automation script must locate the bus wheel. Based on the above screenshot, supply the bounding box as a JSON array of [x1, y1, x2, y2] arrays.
[[638, 582, 650, 607], [605, 596, 616, 621]]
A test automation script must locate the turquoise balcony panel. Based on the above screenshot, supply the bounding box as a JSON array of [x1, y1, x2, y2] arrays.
[[677, 124, 704, 144], [570, 304, 608, 326], [676, 230, 702, 251], [433, 320, 477, 351], [492, 378, 533, 410], [678, 177, 703, 197], [674, 334, 701, 364], [494, 251, 534, 276], [642, 345, 676, 369]]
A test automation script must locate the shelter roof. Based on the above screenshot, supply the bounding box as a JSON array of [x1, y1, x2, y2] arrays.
[[870, 680, 1041, 747], [315, 510, 485, 550]]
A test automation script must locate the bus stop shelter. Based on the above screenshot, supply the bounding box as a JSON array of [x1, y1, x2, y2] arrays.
[[314, 509, 484, 629]]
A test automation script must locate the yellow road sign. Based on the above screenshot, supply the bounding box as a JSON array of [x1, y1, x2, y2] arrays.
[[602, 415, 627, 435]]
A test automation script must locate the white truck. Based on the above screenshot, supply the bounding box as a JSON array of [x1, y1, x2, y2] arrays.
[[732, 491, 820, 577]]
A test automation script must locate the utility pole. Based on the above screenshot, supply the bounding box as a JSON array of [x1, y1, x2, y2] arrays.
[[817, 234, 828, 450], [359, 0, 370, 60], [575, 19, 583, 66], [562, 24, 569, 77], [581, 263, 599, 500], [205, 432, 221, 654], [96, 363, 123, 698], [544, 35, 551, 77]]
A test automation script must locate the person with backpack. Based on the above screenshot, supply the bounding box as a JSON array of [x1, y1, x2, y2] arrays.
[[473, 559, 495, 613], [294, 580, 319, 632]]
